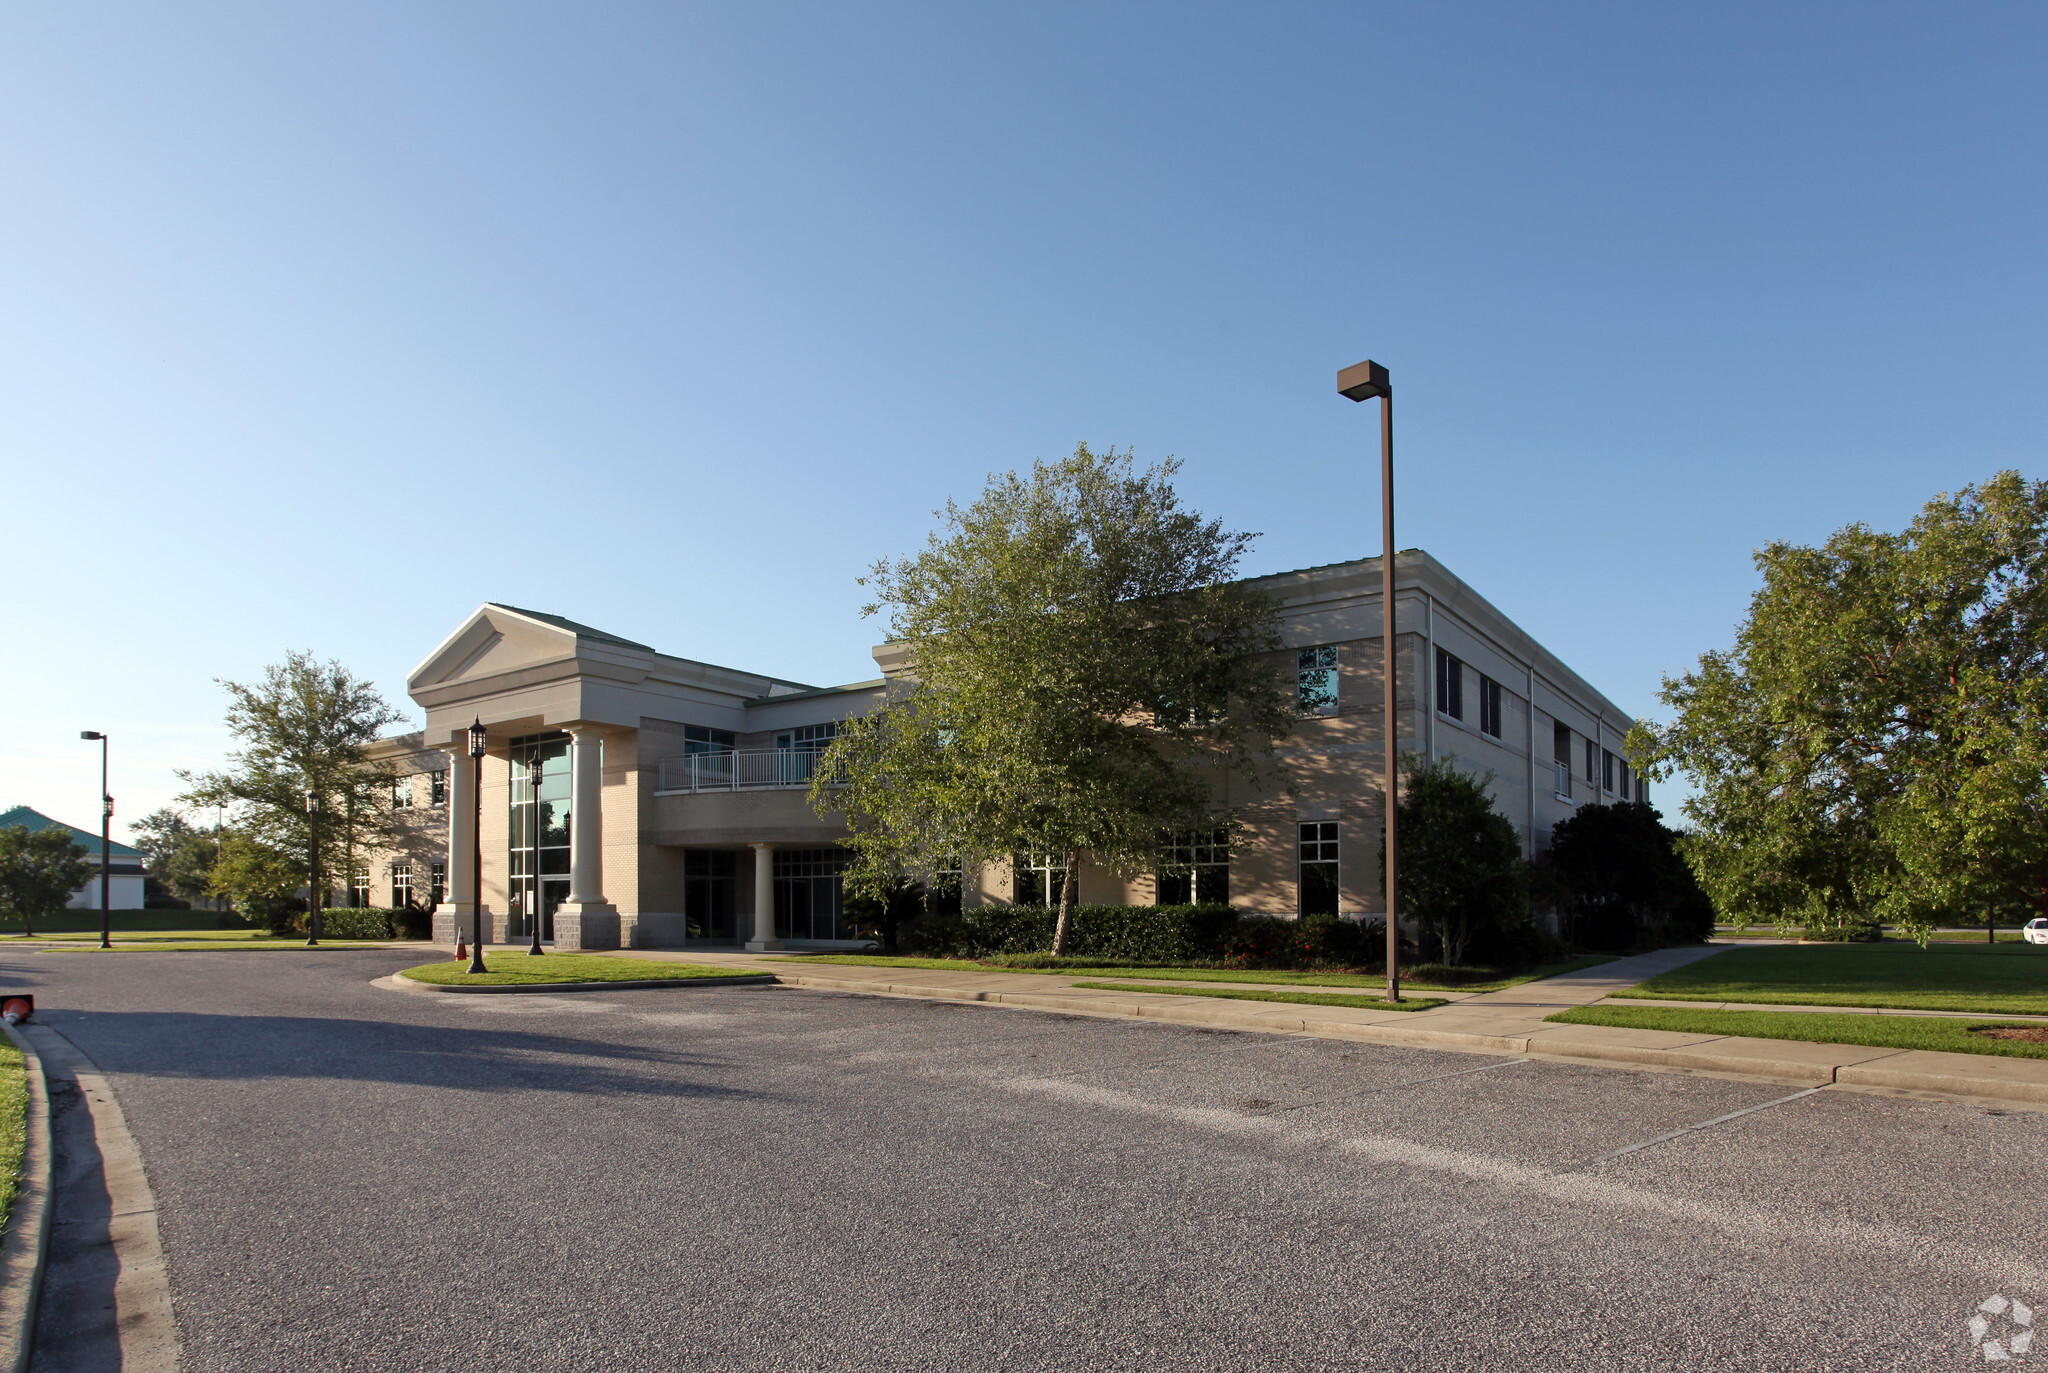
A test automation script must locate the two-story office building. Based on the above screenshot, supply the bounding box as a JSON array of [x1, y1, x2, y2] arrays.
[[386, 551, 1639, 950]]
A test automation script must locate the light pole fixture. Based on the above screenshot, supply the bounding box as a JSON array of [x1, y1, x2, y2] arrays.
[[467, 718, 489, 975], [79, 732, 112, 950], [1337, 358, 1401, 1003], [526, 752, 546, 956], [304, 788, 322, 946]]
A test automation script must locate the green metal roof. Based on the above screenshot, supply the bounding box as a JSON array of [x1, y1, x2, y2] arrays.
[[0, 806, 145, 860]]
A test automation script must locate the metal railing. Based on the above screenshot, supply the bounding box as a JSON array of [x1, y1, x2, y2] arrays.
[[656, 749, 831, 793], [1553, 760, 1573, 800]]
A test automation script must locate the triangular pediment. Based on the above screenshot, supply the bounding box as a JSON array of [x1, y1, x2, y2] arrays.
[[407, 605, 592, 691]]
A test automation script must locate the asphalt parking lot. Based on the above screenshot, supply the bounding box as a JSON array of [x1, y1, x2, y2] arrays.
[[16, 947, 2048, 1371]]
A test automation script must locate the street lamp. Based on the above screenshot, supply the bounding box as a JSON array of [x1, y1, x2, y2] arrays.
[[527, 752, 546, 956], [304, 788, 322, 945], [78, 732, 112, 950], [467, 718, 489, 975], [1337, 358, 1401, 1003]]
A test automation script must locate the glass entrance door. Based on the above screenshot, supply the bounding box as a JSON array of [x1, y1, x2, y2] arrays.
[[510, 733, 570, 940]]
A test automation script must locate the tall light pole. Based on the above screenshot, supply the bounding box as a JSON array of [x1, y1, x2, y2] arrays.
[[467, 718, 490, 975], [79, 732, 112, 949], [526, 752, 546, 955], [304, 788, 322, 946], [1338, 359, 1400, 1002]]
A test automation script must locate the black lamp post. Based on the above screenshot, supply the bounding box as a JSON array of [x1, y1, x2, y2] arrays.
[[527, 752, 547, 956], [79, 732, 111, 949], [305, 788, 322, 945], [467, 718, 490, 975], [1338, 358, 1400, 1003]]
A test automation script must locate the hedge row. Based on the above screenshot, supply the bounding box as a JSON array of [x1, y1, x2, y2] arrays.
[[953, 904, 1240, 962]]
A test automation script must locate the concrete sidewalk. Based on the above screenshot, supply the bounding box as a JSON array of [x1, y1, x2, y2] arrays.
[[586, 944, 2048, 1108]]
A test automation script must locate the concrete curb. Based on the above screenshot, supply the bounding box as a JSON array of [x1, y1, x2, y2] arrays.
[[383, 972, 777, 995], [0, 1024, 51, 1373]]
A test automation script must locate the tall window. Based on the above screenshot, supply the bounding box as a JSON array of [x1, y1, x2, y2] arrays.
[[685, 850, 735, 940], [1298, 822, 1339, 916], [510, 733, 571, 941], [776, 848, 855, 940], [1297, 647, 1339, 716], [1435, 648, 1464, 720], [1477, 676, 1503, 739], [349, 866, 370, 908], [390, 862, 414, 910], [1585, 738, 1598, 784], [775, 723, 838, 783], [1552, 722, 1573, 800], [391, 775, 413, 808], [1014, 852, 1068, 908], [429, 770, 446, 805], [1619, 760, 1633, 801], [1602, 749, 1617, 793], [1157, 827, 1229, 905], [926, 858, 964, 918], [684, 724, 736, 755], [429, 861, 445, 907]]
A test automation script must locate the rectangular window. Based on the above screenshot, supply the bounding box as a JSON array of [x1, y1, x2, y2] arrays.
[[348, 866, 370, 908], [1552, 722, 1573, 800], [1585, 738, 1598, 784], [1619, 760, 1633, 801], [1602, 749, 1616, 793], [1014, 852, 1068, 908], [926, 858, 964, 919], [1298, 822, 1340, 917], [429, 861, 445, 907], [774, 723, 838, 752], [1435, 648, 1464, 720], [390, 862, 414, 910], [391, 775, 412, 808], [683, 724, 736, 754], [775, 847, 856, 940], [510, 733, 571, 941], [684, 850, 736, 940], [429, 770, 446, 805], [1157, 826, 1230, 905], [1477, 676, 1502, 739], [1297, 647, 1339, 716]]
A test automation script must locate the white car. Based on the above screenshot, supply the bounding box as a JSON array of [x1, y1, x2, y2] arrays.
[[2024, 918, 2048, 945]]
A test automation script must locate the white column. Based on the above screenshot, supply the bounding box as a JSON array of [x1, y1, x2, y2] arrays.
[[745, 842, 780, 950], [567, 727, 605, 905], [553, 725, 620, 950], [436, 739, 477, 945]]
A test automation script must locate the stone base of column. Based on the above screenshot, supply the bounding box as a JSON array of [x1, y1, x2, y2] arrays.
[[743, 936, 787, 952], [553, 903, 620, 951], [433, 904, 492, 946]]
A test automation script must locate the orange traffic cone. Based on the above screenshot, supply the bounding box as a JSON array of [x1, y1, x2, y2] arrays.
[[453, 936, 467, 961]]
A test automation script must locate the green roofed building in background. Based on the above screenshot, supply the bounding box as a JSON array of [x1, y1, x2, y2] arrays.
[[0, 806, 147, 909]]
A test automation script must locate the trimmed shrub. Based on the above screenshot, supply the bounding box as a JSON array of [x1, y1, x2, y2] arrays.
[[215, 910, 255, 929], [390, 904, 434, 940], [312, 907, 395, 940], [954, 904, 1239, 962], [1221, 913, 1385, 968]]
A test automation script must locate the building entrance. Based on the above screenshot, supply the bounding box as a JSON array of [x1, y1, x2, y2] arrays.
[[509, 733, 570, 941]]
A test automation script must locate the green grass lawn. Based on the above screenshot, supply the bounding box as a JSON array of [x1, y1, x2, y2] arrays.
[[401, 953, 768, 986], [0, 1039, 21, 1226], [1552, 1003, 2048, 1061], [771, 953, 1611, 992], [1069, 982, 1447, 1012], [12, 929, 398, 952], [1614, 941, 2048, 1014]]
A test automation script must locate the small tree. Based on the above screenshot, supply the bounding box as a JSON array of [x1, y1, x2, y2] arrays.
[[131, 807, 220, 905], [209, 834, 307, 934], [816, 445, 1295, 954], [1540, 801, 1713, 951], [0, 825, 95, 937], [180, 651, 404, 925], [1390, 757, 1530, 967]]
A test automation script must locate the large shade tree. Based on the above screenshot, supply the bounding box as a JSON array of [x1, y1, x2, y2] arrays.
[[1631, 472, 2048, 940], [814, 444, 1295, 953], [180, 651, 404, 924]]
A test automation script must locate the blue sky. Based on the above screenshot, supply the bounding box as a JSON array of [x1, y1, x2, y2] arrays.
[[4, 2, 2043, 832]]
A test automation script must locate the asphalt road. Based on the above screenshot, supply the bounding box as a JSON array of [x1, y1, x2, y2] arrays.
[[14, 947, 2048, 1372]]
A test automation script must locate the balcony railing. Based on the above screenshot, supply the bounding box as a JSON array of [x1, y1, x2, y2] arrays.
[[656, 749, 831, 794], [1553, 760, 1573, 800]]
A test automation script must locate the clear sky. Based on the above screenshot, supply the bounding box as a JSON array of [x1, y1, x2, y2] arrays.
[[4, 2, 2043, 836]]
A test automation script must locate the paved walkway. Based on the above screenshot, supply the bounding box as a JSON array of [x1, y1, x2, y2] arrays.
[[552, 942, 2048, 1108]]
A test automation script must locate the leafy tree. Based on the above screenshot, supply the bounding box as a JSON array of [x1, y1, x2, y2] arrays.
[[1387, 757, 1531, 967], [180, 650, 404, 926], [815, 445, 1295, 954], [130, 807, 220, 905], [209, 834, 306, 934], [1538, 801, 1712, 951], [1631, 473, 2048, 942], [0, 825, 95, 937]]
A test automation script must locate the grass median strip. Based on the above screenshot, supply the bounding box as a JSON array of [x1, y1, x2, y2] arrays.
[[1613, 941, 2048, 1015], [1552, 1004, 2048, 1059], [775, 954, 1609, 993], [0, 1039, 21, 1226], [1069, 982, 1447, 1012], [401, 953, 766, 986]]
